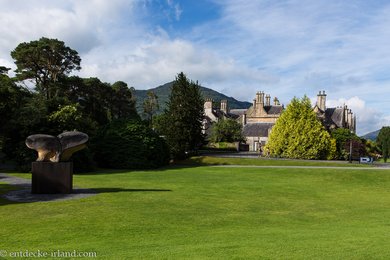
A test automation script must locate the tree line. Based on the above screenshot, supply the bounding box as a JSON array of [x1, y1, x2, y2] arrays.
[[0, 37, 204, 171]]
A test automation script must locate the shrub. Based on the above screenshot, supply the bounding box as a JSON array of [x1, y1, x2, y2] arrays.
[[93, 120, 170, 169]]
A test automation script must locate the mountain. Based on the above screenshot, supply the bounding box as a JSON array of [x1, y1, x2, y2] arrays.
[[133, 81, 252, 116], [361, 129, 380, 141]]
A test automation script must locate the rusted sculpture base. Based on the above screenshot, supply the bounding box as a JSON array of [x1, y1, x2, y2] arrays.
[[31, 162, 73, 194]]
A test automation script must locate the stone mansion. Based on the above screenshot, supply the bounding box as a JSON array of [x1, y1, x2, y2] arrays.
[[203, 91, 356, 152]]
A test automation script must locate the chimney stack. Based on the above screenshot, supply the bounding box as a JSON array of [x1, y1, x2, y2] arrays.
[[204, 98, 213, 113], [273, 97, 280, 106], [343, 105, 348, 124], [220, 100, 228, 113], [347, 109, 353, 128], [265, 94, 271, 106], [316, 90, 327, 111], [256, 91, 265, 106]]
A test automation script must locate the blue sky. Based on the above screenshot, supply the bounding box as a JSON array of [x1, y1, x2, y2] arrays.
[[1, 0, 389, 135]]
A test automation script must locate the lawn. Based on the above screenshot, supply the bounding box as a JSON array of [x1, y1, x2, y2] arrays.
[[180, 156, 372, 167], [1, 162, 390, 259]]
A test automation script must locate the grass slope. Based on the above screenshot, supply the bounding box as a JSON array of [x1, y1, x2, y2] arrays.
[[1, 165, 390, 258]]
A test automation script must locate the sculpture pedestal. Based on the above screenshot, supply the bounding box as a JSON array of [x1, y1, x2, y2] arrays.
[[31, 162, 73, 194]]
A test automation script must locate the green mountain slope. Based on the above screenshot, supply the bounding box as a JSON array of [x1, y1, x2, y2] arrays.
[[361, 129, 380, 141], [133, 81, 251, 116]]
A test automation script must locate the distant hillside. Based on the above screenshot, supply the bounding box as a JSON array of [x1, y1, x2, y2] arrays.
[[133, 81, 251, 116], [361, 129, 380, 141]]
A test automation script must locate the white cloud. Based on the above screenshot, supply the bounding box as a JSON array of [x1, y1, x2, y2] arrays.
[[80, 35, 277, 92], [326, 96, 387, 136], [167, 0, 183, 21], [0, 0, 137, 58]]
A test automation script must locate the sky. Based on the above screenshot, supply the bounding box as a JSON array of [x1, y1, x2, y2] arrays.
[[1, 0, 389, 135]]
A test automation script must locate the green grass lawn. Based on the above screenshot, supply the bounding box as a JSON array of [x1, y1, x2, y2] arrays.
[[180, 156, 372, 167], [1, 163, 390, 259]]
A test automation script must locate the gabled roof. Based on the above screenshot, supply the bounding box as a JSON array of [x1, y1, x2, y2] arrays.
[[324, 107, 344, 128], [242, 123, 274, 137]]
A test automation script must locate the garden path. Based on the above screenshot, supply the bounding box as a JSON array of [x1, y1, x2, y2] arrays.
[[0, 172, 96, 203]]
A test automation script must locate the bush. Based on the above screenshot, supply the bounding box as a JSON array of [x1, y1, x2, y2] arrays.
[[204, 142, 238, 151], [93, 120, 170, 169]]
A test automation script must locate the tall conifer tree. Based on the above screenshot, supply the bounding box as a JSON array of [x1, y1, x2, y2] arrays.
[[162, 72, 204, 159], [265, 96, 336, 159]]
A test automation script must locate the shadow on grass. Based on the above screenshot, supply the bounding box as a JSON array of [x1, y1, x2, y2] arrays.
[[80, 188, 172, 193], [0, 183, 26, 206], [0, 183, 172, 206]]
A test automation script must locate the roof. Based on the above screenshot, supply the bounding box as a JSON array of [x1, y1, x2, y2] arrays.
[[242, 123, 274, 137], [324, 107, 344, 128], [211, 109, 239, 119], [229, 109, 247, 116], [264, 105, 283, 114]]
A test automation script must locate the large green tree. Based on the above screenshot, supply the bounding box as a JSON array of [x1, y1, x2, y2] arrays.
[[377, 126, 390, 162], [61, 77, 139, 124], [265, 96, 336, 160], [0, 67, 30, 130], [0, 67, 32, 160], [210, 118, 244, 143], [160, 72, 204, 159], [11, 37, 81, 99], [60, 76, 112, 125], [330, 128, 360, 160], [111, 81, 138, 120]]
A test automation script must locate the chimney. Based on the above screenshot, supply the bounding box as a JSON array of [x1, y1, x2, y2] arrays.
[[343, 105, 348, 124], [260, 91, 265, 105], [321, 91, 326, 111], [347, 109, 353, 128], [220, 100, 228, 113], [273, 97, 280, 106], [265, 94, 271, 106], [316, 91, 326, 111], [256, 91, 265, 106], [242, 113, 247, 125], [204, 98, 213, 116]]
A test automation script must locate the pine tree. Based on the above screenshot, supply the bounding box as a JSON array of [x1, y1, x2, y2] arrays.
[[162, 72, 204, 159], [11, 37, 81, 100], [265, 96, 336, 159]]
